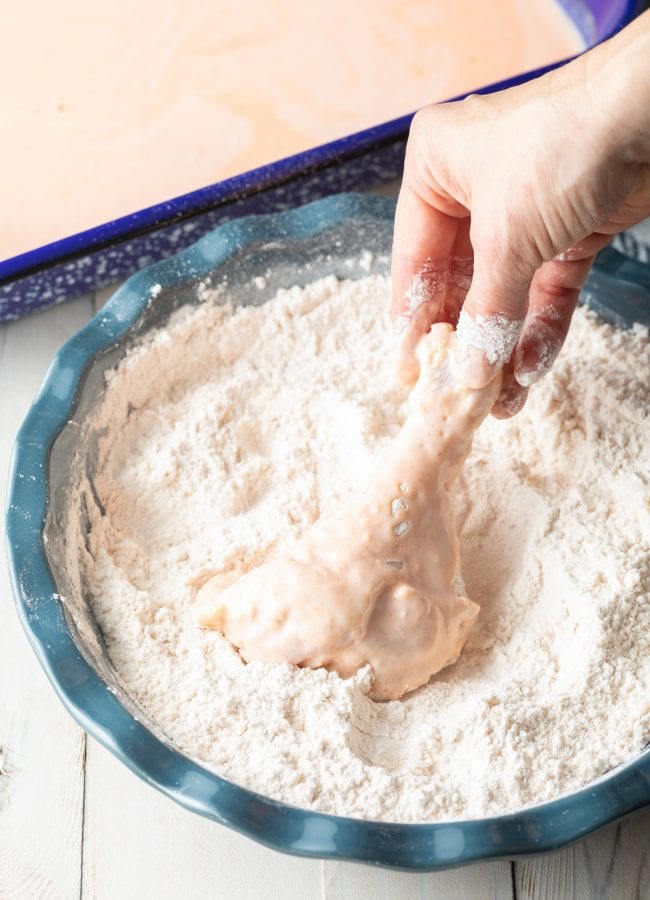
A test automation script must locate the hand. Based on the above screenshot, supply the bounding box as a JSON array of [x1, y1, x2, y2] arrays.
[[391, 11, 650, 417]]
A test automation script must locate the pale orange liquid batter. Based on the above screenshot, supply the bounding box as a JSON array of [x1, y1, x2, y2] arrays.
[[2, 1, 582, 260]]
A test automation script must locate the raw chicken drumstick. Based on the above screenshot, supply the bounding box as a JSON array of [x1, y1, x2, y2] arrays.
[[195, 323, 500, 700]]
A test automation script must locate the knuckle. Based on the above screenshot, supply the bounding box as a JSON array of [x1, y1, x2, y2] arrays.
[[409, 104, 451, 146], [408, 107, 432, 142]]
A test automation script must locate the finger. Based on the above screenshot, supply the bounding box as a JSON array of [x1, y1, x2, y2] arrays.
[[514, 252, 597, 387], [596, 174, 650, 233], [491, 357, 529, 419], [392, 184, 472, 384], [554, 232, 612, 261], [451, 229, 536, 389], [392, 183, 471, 322]]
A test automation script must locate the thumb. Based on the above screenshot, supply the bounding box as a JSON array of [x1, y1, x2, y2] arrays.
[[450, 231, 536, 389]]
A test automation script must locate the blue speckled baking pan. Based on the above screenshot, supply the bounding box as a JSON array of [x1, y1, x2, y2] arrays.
[[6, 193, 650, 871], [0, 0, 644, 323]]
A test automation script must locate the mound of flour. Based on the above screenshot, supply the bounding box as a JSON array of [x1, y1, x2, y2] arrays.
[[78, 273, 650, 822]]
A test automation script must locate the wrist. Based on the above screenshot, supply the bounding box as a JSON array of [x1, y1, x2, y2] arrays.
[[583, 11, 650, 165]]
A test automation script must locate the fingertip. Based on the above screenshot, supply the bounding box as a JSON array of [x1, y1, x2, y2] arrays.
[[513, 316, 565, 387], [514, 365, 546, 388], [452, 307, 523, 389], [491, 379, 528, 419], [394, 318, 424, 387]]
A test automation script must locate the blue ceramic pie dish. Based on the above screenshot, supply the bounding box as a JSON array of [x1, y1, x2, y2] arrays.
[[6, 193, 650, 871]]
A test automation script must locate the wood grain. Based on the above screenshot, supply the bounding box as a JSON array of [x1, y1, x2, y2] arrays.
[[81, 738, 323, 900], [515, 809, 650, 900], [0, 298, 92, 900], [323, 859, 514, 899]]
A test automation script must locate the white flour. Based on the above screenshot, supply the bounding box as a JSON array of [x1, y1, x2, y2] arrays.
[[456, 307, 523, 367], [77, 273, 650, 822]]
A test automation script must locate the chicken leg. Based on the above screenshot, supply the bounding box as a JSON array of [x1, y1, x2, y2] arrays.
[[195, 323, 500, 700]]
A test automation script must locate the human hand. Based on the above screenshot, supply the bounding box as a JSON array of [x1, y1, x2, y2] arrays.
[[392, 11, 650, 417]]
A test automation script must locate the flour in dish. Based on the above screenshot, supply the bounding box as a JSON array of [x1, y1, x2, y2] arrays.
[[76, 273, 650, 822]]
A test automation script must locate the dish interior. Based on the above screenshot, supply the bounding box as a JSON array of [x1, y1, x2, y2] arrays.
[[44, 213, 393, 734], [39, 200, 650, 835]]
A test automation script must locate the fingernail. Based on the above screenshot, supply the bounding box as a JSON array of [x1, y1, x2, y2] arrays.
[[491, 376, 528, 419], [450, 344, 498, 389], [394, 322, 421, 386], [514, 324, 562, 387], [395, 353, 420, 387]]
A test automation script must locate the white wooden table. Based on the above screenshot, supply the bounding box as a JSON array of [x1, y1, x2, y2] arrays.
[[1, 289, 648, 899]]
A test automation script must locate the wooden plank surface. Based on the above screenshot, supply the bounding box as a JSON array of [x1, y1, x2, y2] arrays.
[[0, 290, 648, 898], [323, 859, 514, 899], [515, 809, 650, 900], [0, 297, 92, 900], [81, 738, 323, 900]]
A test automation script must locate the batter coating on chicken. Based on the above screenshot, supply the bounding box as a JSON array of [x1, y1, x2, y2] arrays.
[[195, 323, 500, 700]]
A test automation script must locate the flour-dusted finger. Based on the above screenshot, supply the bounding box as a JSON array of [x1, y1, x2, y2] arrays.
[[514, 253, 597, 387]]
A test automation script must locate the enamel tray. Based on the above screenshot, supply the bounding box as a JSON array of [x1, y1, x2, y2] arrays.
[[0, 0, 643, 323]]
